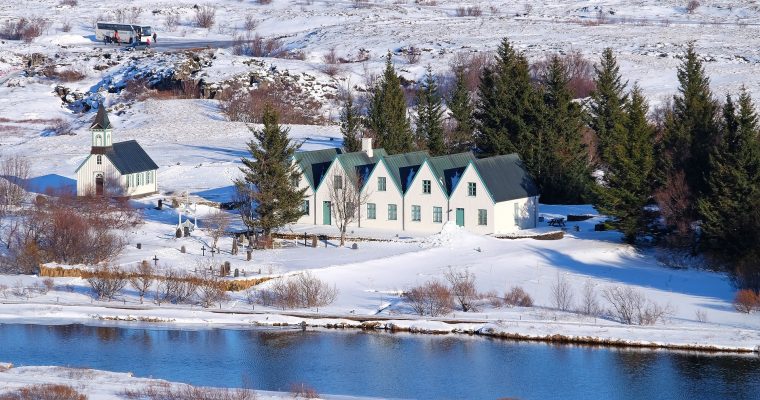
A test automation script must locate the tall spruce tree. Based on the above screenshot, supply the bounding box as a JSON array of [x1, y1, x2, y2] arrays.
[[594, 85, 655, 243], [366, 53, 413, 154], [590, 48, 627, 167], [663, 42, 719, 205], [697, 89, 760, 288], [234, 105, 307, 245], [415, 67, 445, 155], [474, 37, 539, 159], [539, 55, 592, 204], [446, 66, 475, 152], [340, 91, 362, 152]]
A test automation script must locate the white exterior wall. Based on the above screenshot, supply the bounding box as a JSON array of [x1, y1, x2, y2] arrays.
[[76, 154, 157, 197], [359, 161, 403, 231], [312, 161, 347, 227], [295, 166, 315, 225], [493, 195, 538, 234], [447, 164, 495, 235], [76, 154, 120, 196], [122, 169, 158, 197], [402, 162, 448, 233]]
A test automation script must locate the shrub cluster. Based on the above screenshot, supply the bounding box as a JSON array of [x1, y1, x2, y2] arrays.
[[0, 18, 49, 42], [0, 384, 86, 400], [734, 289, 760, 313], [249, 271, 337, 310], [122, 383, 255, 400]]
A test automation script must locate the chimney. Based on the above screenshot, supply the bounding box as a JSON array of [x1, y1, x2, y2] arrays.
[[361, 137, 373, 158]]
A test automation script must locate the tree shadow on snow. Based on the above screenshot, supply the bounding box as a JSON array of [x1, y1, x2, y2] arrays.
[[533, 247, 732, 301]]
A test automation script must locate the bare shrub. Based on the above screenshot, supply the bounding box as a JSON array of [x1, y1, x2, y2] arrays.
[[258, 0, 273, 4], [482, 290, 502, 307], [219, 82, 324, 125], [243, 14, 258, 32], [87, 265, 127, 300], [198, 276, 230, 308], [156, 270, 199, 304], [550, 274, 574, 311], [449, 51, 489, 92], [61, 20, 72, 32], [128, 7, 143, 23], [734, 289, 759, 313], [194, 6, 216, 29], [444, 267, 478, 312], [121, 383, 256, 400], [0, 18, 49, 42], [289, 383, 319, 399], [128, 261, 154, 304], [164, 11, 180, 30], [686, 1, 700, 14], [42, 277, 54, 292], [405, 280, 453, 317], [695, 309, 708, 323], [253, 272, 336, 309], [532, 50, 595, 98], [0, 155, 30, 209], [203, 209, 231, 249], [1, 384, 86, 400], [405, 46, 420, 64], [456, 6, 482, 17], [59, 0, 78, 6], [321, 47, 342, 77], [579, 280, 601, 316], [602, 286, 672, 325], [503, 286, 533, 307]]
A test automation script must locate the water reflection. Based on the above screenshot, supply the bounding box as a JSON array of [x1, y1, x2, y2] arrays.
[[0, 324, 759, 400]]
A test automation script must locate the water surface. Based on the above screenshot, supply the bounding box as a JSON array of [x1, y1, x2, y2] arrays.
[[1, 323, 759, 399]]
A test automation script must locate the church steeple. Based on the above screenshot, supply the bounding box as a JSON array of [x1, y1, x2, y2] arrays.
[[90, 104, 113, 153]]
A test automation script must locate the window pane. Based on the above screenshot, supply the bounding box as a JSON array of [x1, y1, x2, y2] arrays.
[[433, 206, 442, 223], [334, 175, 343, 189], [478, 209, 487, 225], [423, 180, 431, 194], [368, 203, 376, 219], [412, 205, 421, 221], [388, 204, 397, 220], [378, 177, 386, 191], [468, 182, 476, 196]]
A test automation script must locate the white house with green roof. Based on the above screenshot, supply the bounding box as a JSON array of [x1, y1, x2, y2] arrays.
[[75, 106, 158, 197], [292, 139, 539, 235]]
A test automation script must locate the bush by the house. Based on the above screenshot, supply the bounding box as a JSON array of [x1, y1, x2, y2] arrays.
[[405, 280, 453, 317], [733, 289, 759, 313], [503, 286, 533, 307]]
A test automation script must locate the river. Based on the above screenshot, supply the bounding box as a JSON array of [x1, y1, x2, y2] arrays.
[[1, 323, 759, 399]]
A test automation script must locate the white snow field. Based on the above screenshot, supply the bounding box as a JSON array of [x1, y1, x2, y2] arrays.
[[0, 0, 759, 360]]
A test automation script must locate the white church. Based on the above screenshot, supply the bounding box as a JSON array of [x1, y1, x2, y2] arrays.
[[75, 105, 158, 197]]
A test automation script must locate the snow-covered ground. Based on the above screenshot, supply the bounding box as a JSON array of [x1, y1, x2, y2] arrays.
[[0, 363, 376, 400]]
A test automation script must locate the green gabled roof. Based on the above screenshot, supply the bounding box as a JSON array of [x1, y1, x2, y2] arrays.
[[473, 153, 539, 202], [429, 151, 476, 196], [294, 148, 342, 189], [381, 151, 429, 194], [335, 148, 388, 183]]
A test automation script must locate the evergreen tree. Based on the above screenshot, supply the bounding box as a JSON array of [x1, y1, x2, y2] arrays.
[[698, 89, 760, 288], [446, 66, 475, 153], [234, 105, 307, 245], [366, 53, 413, 154], [594, 85, 655, 243], [539, 55, 592, 204], [663, 42, 719, 204], [415, 67, 445, 155], [474, 37, 539, 159], [340, 91, 362, 152], [590, 48, 627, 167]]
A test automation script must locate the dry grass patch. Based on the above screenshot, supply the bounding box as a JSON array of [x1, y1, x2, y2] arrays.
[[0, 384, 86, 400]]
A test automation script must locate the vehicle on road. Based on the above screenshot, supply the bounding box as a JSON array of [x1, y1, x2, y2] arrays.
[[95, 22, 153, 44]]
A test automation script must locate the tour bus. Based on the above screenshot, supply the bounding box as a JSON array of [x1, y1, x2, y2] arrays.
[[95, 22, 153, 44]]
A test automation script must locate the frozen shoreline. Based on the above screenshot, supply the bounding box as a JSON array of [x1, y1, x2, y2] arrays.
[[2, 302, 758, 354]]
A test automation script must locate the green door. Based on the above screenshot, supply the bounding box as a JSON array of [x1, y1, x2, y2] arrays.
[[323, 201, 332, 225], [456, 208, 464, 227]]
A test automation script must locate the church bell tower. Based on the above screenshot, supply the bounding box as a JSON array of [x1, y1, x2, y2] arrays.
[[90, 104, 113, 154]]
